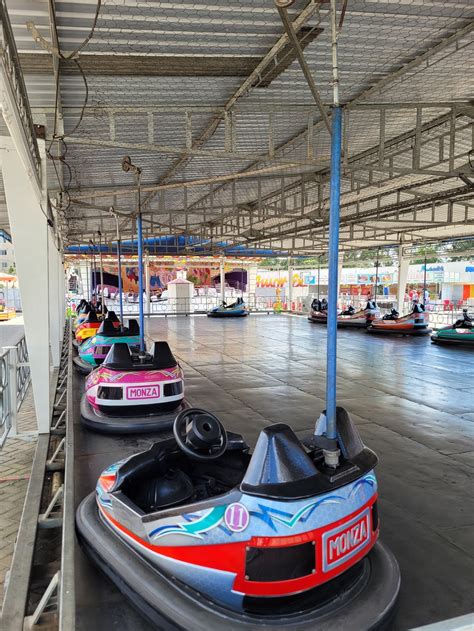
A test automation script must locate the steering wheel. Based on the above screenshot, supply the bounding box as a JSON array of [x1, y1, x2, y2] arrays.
[[173, 408, 228, 461]]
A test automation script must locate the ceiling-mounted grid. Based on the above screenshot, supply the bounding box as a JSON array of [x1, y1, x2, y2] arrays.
[[1, 0, 473, 250]]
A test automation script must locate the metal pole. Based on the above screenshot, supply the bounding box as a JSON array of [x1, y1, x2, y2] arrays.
[[423, 254, 427, 307], [325, 106, 342, 446], [145, 250, 151, 317], [90, 258, 94, 300], [114, 214, 124, 325], [324, 0, 342, 457], [287, 255, 293, 311], [98, 230, 104, 310], [220, 257, 225, 305], [136, 173, 145, 351], [90, 239, 96, 299], [317, 255, 321, 302], [374, 249, 379, 304]]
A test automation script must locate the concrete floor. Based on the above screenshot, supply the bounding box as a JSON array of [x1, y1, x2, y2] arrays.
[[72, 314, 473, 630], [147, 313, 474, 629], [0, 321, 24, 347]]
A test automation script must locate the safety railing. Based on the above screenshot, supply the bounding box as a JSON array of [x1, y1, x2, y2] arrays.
[[0, 348, 10, 447], [0, 335, 31, 448], [71, 293, 472, 329], [1, 322, 72, 630], [16, 335, 31, 409], [0, 0, 42, 184]]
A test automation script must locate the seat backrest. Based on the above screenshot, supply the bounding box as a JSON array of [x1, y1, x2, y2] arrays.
[[88, 310, 99, 323], [103, 343, 133, 370], [108, 311, 119, 322], [241, 424, 319, 499], [152, 341, 178, 369], [127, 319, 140, 336], [97, 318, 117, 336]]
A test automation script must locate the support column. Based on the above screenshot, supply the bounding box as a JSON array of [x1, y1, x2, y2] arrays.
[[247, 264, 257, 310], [58, 252, 65, 333], [397, 245, 410, 314], [220, 257, 225, 304], [48, 230, 60, 367], [1, 137, 51, 432]]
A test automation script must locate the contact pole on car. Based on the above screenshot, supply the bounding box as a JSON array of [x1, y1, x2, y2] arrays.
[[122, 156, 145, 352], [110, 207, 124, 327]]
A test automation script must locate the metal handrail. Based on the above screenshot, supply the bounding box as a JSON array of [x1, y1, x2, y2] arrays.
[[0, 0, 42, 180], [0, 348, 10, 447], [59, 319, 75, 630], [0, 335, 31, 447], [16, 335, 31, 409]]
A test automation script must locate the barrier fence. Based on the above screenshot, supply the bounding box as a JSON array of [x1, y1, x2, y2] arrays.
[[0, 335, 31, 447], [67, 294, 472, 331]]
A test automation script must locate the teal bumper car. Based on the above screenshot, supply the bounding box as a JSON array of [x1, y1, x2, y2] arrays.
[[207, 298, 249, 318], [73, 314, 140, 374]]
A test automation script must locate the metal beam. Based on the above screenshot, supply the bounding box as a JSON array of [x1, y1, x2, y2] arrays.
[[62, 134, 322, 168], [139, 0, 319, 211], [275, 3, 331, 134], [179, 22, 474, 218], [0, 1, 42, 196]]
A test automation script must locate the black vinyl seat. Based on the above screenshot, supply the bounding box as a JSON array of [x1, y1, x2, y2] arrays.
[[87, 311, 99, 323], [96, 317, 140, 338], [341, 306, 355, 315], [152, 342, 178, 369], [102, 341, 178, 371], [97, 318, 119, 336], [103, 343, 134, 370], [241, 424, 321, 499], [454, 310, 473, 328], [126, 319, 140, 335]]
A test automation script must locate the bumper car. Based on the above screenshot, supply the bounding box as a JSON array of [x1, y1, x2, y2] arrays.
[[337, 301, 380, 329], [74, 310, 118, 347], [76, 406, 400, 629], [368, 303, 432, 336], [80, 341, 188, 433], [74, 310, 102, 345], [308, 298, 328, 324], [207, 298, 248, 317], [73, 300, 91, 329], [432, 309, 474, 347], [0, 306, 16, 321], [73, 316, 140, 374]]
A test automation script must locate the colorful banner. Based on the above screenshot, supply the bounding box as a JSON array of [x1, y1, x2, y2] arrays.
[[103, 264, 217, 292], [256, 272, 305, 288]]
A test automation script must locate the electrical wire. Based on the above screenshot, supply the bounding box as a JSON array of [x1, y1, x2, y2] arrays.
[[41, 1, 101, 221]]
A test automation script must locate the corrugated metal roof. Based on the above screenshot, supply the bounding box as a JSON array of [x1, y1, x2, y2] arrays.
[[0, 0, 472, 252]]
